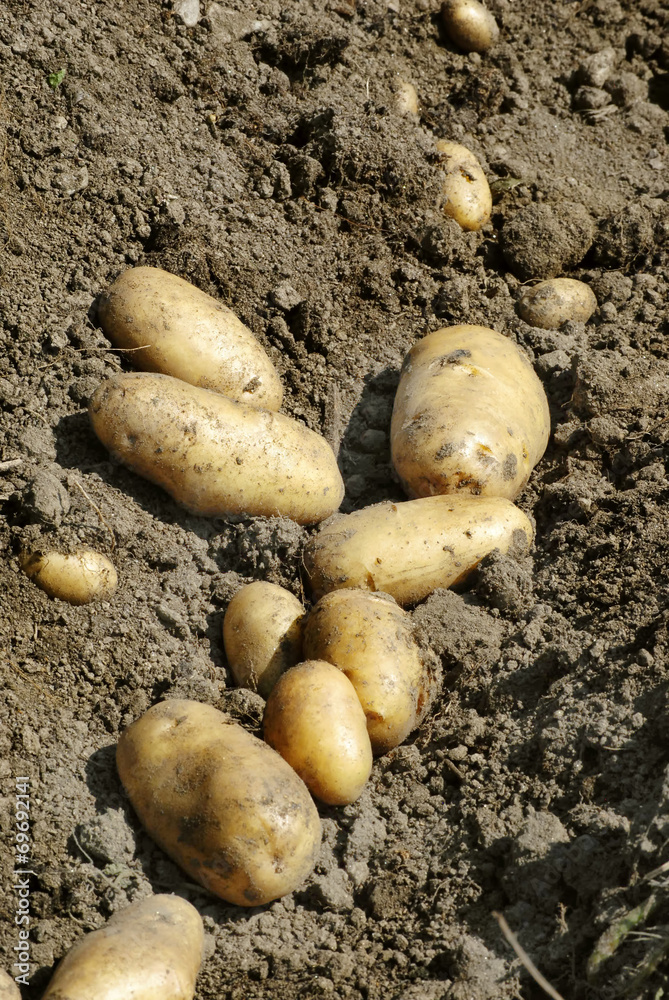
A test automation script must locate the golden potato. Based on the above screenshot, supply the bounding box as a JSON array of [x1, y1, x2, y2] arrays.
[[117, 699, 322, 906], [303, 590, 440, 754], [517, 278, 597, 329], [223, 582, 305, 697], [436, 141, 492, 231], [303, 495, 533, 606], [98, 266, 283, 410], [89, 373, 344, 524], [0, 969, 20, 1000], [42, 895, 204, 1000], [441, 0, 499, 52], [391, 325, 550, 501], [20, 549, 117, 605], [263, 660, 373, 805]]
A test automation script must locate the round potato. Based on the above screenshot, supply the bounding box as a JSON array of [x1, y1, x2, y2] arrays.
[[42, 895, 204, 1000], [436, 141, 492, 231], [517, 278, 597, 329], [264, 660, 373, 805], [223, 582, 305, 697], [0, 969, 20, 1000], [303, 495, 533, 606], [391, 325, 550, 501], [20, 549, 117, 605], [89, 373, 344, 524], [117, 699, 322, 906], [441, 0, 499, 52], [98, 266, 283, 410], [303, 590, 441, 754]]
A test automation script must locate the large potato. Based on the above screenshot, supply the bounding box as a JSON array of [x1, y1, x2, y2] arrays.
[[98, 266, 283, 410], [42, 895, 204, 1000], [437, 141, 492, 232], [20, 549, 117, 605], [303, 495, 533, 606], [117, 699, 322, 906], [89, 373, 344, 524], [303, 590, 440, 755], [264, 660, 373, 805], [223, 581, 305, 697], [391, 325, 550, 501]]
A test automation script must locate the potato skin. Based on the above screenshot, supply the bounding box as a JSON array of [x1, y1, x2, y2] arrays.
[[117, 699, 322, 906], [20, 549, 117, 605], [436, 141, 492, 232], [303, 590, 440, 755], [264, 660, 373, 805], [223, 582, 305, 697], [89, 373, 344, 524], [441, 0, 499, 52], [41, 895, 204, 1000], [98, 266, 283, 410], [303, 495, 533, 606], [391, 325, 550, 501], [0, 969, 20, 1000], [517, 278, 597, 329]]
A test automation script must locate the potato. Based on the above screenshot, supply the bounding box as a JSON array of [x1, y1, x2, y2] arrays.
[[0, 969, 20, 1000], [391, 325, 550, 501], [223, 582, 305, 697], [98, 266, 283, 410], [441, 0, 499, 52], [303, 590, 440, 754], [264, 660, 373, 805], [117, 699, 322, 906], [303, 495, 533, 606], [89, 373, 344, 524], [436, 141, 492, 231], [20, 549, 117, 605], [394, 78, 419, 116], [517, 278, 597, 329], [42, 895, 204, 1000]]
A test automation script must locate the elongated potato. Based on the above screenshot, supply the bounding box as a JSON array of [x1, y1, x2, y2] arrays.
[[303, 590, 440, 754], [264, 660, 373, 805], [20, 549, 117, 605], [89, 373, 344, 524], [437, 141, 492, 231], [117, 699, 322, 906], [303, 495, 533, 606], [98, 266, 283, 410], [42, 895, 204, 1000], [391, 325, 550, 501], [223, 582, 305, 697], [517, 278, 597, 329]]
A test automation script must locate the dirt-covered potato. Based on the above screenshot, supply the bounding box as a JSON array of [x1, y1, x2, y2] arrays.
[[20, 549, 117, 605], [441, 0, 499, 52], [223, 582, 305, 697], [394, 78, 419, 116], [517, 278, 597, 329], [0, 969, 20, 1000], [89, 373, 344, 524], [304, 495, 533, 606], [41, 895, 204, 1000], [264, 660, 373, 805], [98, 266, 283, 410], [391, 325, 550, 501], [436, 141, 492, 231], [117, 699, 322, 906]]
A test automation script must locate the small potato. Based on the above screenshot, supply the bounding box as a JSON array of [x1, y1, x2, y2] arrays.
[[264, 660, 373, 805], [117, 699, 322, 906], [98, 266, 283, 410], [89, 373, 344, 524], [441, 0, 499, 52], [42, 895, 204, 1000], [20, 549, 117, 605], [391, 325, 550, 501], [0, 970, 20, 1000], [437, 140, 492, 231], [303, 590, 440, 755], [223, 582, 305, 697], [303, 495, 533, 606], [517, 278, 597, 329], [394, 78, 419, 116]]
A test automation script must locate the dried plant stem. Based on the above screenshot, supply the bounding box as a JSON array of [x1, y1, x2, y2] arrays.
[[493, 911, 567, 1000]]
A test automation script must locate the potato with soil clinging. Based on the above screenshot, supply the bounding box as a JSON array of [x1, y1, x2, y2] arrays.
[[304, 590, 440, 755], [441, 0, 499, 52], [98, 266, 283, 410], [20, 549, 117, 605], [223, 581, 305, 697], [394, 78, 419, 116], [437, 141, 492, 231], [517, 278, 597, 329], [304, 495, 533, 606], [89, 373, 344, 524], [117, 699, 322, 906], [264, 660, 373, 805], [391, 325, 550, 501], [41, 895, 204, 1000]]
